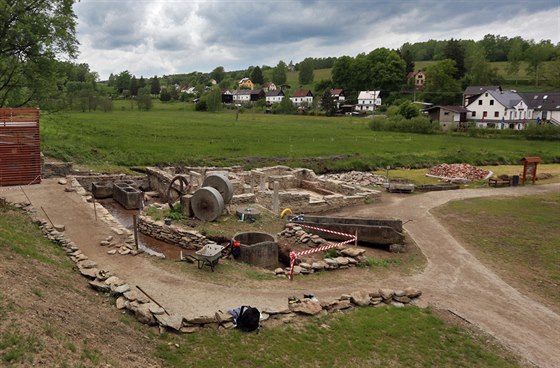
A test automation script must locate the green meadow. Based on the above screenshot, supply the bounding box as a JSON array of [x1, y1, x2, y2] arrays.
[[41, 101, 559, 171]]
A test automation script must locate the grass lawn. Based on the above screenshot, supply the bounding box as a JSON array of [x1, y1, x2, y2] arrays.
[[156, 306, 522, 368], [41, 103, 560, 173], [433, 193, 560, 310]]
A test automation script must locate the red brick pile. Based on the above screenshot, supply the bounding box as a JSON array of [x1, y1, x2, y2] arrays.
[[428, 163, 490, 181]]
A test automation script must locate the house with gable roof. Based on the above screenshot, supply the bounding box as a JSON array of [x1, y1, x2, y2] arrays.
[[463, 85, 501, 106], [238, 77, 254, 90], [466, 89, 531, 130], [290, 89, 313, 106], [355, 90, 381, 112], [330, 88, 345, 109], [265, 89, 284, 104], [519, 92, 560, 126]]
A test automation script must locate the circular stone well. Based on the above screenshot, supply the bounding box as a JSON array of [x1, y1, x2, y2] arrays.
[[233, 232, 278, 269]]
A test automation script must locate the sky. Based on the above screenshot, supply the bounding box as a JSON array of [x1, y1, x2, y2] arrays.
[[73, 0, 560, 80]]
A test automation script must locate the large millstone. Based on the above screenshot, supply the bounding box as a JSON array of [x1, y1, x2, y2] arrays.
[[202, 174, 233, 204], [191, 186, 224, 221]]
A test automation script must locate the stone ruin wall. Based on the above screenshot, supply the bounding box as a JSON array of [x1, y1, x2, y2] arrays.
[[137, 215, 207, 250]]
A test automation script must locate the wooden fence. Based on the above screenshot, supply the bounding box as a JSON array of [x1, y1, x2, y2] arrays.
[[0, 108, 42, 186]]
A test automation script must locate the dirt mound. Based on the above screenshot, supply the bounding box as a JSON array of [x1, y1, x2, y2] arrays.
[[427, 163, 491, 181]]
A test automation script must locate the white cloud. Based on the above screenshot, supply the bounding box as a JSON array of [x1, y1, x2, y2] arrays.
[[73, 0, 560, 80]]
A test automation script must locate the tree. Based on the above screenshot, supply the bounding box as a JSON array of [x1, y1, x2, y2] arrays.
[[205, 87, 222, 112], [0, 0, 78, 107], [272, 60, 287, 85], [298, 58, 315, 85], [320, 89, 336, 116], [545, 58, 560, 89], [115, 71, 132, 94], [274, 94, 296, 114], [421, 59, 462, 106], [525, 40, 556, 86], [138, 76, 146, 89], [332, 56, 354, 92], [136, 87, 153, 111], [397, 101, 420, 119], [399, 44, 415, 74], [250, 66, 264, 85], [210, 66, 225, 83], [150, 76, 161, 95], [159, 87, 171, 102], [367, 48, 406, 97], [443, 39, 465, 79], [129, 76, 138, 96], [464, 43, 499, 85], [507, 38, 524, 84]]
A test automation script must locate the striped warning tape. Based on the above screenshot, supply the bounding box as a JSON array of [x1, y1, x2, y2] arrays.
[[288, 223, 357, 280]]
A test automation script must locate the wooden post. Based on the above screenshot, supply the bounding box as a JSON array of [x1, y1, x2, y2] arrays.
[[355, 229, 358, 246], [93, 198, 98, 222], [133, 215, 139, 249], [272, 181, 280, 216]]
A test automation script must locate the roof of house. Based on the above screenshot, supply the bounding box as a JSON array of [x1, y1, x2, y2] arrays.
[[463, 85, 501, 95], [232, 89, 263, 95], [357, 90, 380, 100], [424, 105, 470, 113], [489, 90, 523, 108], [292, 89, 313, 97], [266, 90, 284, 97], [330, 88, 344, 96], [239, 77, 253, 84], [519, 92, 560, 111]]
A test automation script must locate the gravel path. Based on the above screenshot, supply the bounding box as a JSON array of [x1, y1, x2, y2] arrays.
[[3, 180, 559, 368]]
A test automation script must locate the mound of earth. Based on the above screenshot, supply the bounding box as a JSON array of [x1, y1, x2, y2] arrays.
[[427, 163, 490, 181]]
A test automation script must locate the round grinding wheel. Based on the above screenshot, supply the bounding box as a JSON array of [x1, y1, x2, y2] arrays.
[[202, 173, 234, 204], [166, 174, 191, 207], [191, 186, 225, 222]]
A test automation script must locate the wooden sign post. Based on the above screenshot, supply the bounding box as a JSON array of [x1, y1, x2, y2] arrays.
[[520, 157, 541, 185]]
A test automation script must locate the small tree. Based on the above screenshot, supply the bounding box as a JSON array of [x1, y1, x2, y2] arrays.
[[397, 101, 420, 119], [320, 89, 336, 116], [137, 87, 153, 111], [205, 87, 222, 112], [274, 95, 296, 114], [272, 60, 288, 85], [250, 66, 264, 85], [298, 58, 315, 85]]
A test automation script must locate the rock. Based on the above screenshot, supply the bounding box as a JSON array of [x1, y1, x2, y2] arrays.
[[404, 287, 422, 298], [132, 303, 156, 325], [389, 244, 406, 253], [391, 301, 405, 308], [107, 249, 117, 255], [292, 266, 302, 275], [89, 279, 111, 293], [394, 290, 406, 297], [350, 291, 371, 306], [64, 187, 75, 192], [371, 297, 383, 305], [124, 290, 150, 303], [333, 257, 349, 266], [104, 276, 122, 286], [340, 248, 366, 257], [187, 315, 217, 325], [180, 326, 199, 334], [289, 300, 322, 315], [58, 178, 68, 185], [54, 224, 65, 232], [393, 295, 411, 304], [274, 268, 285, 275], [324, 258, 338, 267], [116, 296, 127, 309], [149, 304, 166, 315], [100, 240, 110, 246], [215, 312, 234, 323], [221, 321, 235, 330], [78, 260, 97, 269], [75, 254, 88, 262], [112, 227, 124, 235], [118, 248, 131, 255], [330, 300, 353, 311], [299, 262, 312, 270], [259, 313, 270, 321], [79, 267, 99, 279], [105, 235, 114, 242], [112, 284, 131, 294], [379, 288, 394, 300], [96, 270, 111, 281], [155, 314, 183, 331], [311, 261, 326, 270]]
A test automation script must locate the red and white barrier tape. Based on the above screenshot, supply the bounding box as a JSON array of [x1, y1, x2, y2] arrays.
[[288, 223, 357, 280]]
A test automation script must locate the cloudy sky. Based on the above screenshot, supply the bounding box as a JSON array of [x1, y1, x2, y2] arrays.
[[74, 0, 560, 80]]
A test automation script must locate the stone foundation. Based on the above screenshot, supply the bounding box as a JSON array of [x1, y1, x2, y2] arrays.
[[137, 215, 207, 249]]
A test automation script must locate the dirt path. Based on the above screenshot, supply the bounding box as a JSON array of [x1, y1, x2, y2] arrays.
[[3, 180, 559, 367]]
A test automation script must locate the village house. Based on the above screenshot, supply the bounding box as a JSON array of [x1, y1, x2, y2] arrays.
[[519, 92, 560, 126], [463, 85, 502, 106], [407, 71, 426, 90], [355, 90, 381, 112], [265, 89, 284, 104], [423, 105, 470, 131], [221, 89, 233, 104], [466, 89, 530, 130], [330, 88, 345, 109], [232, 89, 265, 104], [262, 82, 277, 92], [290, 89, 313, 106], [238, 77, 254, 90]]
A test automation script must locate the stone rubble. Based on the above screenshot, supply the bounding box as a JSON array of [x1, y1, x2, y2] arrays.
[[427, 163, 491, 182], [318, 171, 387, 187]]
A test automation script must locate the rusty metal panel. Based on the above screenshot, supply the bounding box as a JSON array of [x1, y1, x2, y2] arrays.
[[0, 108, 42, 186]]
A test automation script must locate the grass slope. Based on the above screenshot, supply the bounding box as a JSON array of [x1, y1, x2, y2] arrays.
[[41, 104, 560, 172], [433, 193, 560, 309]]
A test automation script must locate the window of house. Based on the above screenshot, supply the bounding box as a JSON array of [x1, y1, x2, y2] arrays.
[[494, 111, 499, 117], [478, 100, 483, 105], [444, 112, 449, 115], [472, 111, 476, 117], [490, 100, 494, 105], [485, 93, 488, 97], [483, 111, 488, 117]]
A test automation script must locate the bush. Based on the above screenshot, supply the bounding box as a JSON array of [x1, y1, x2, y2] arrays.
[[195, 99, 207, 111], [368, 114, 439, 134], [523, 123, 560, 140]]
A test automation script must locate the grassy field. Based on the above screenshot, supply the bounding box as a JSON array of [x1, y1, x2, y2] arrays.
[[433, 193, 560, 310], [41, 102, 560, 173]]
